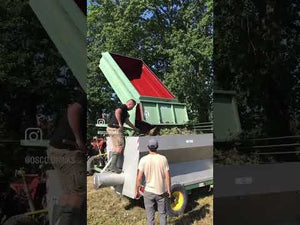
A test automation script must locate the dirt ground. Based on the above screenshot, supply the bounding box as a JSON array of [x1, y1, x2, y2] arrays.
[[87, 176, 213, 225]]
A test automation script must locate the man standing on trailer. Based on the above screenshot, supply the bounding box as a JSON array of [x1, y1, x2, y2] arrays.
[[135, 139, 171, 225], [48, 88, 86, 225], [106, 99, 140, 173]]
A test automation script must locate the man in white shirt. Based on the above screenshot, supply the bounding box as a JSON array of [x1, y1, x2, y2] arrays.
[[135, 139, 171, 225]]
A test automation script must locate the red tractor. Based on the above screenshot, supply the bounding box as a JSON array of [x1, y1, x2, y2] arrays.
[[87, 137, 107, 175], [1, 168, 47, 225]]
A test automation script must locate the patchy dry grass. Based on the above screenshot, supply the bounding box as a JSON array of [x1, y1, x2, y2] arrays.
[[87, 176, 213, 225]]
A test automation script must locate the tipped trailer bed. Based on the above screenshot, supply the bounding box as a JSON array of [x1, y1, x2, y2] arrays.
[[99, 52, 189, 126]]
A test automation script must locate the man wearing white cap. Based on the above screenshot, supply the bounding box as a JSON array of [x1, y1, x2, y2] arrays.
[[135, 139, 171, 225]]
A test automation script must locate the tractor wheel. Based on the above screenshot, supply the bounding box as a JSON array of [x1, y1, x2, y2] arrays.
[[167, 184, 188, 217], [3, 214, 38, 225], [87, 155, 99, 175]]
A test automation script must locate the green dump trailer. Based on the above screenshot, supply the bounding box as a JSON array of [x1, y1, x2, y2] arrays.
[[29, 0, 86, 92], [99, 52, 189, 126], [213, 90, 241, 142]]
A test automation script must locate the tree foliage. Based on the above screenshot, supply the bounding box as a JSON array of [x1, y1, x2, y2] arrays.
[[87, 0, 213, 124], [0, 0, 78, 139], [214, 0, 300, 137], [0, 1, 82, 176]]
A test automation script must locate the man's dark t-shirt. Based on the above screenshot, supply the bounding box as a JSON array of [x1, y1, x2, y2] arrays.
[[50, 95, 87, 150], [108, 104, 129, 128]]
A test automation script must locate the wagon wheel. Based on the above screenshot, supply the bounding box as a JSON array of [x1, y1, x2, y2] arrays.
[[87, 155, 101, 175], [167, 184, 188, 217]]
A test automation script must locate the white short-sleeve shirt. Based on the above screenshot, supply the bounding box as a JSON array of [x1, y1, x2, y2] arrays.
[[138, 154, 169, 195]]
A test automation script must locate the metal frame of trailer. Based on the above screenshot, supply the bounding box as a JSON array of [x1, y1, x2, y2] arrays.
[[94, 133, 213, 215], [214, 89, 300, 224], [214, 162, 300, 225]]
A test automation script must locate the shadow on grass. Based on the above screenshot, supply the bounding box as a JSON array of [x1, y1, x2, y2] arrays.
[[124, 197, 144, 210], [170, 187, 212, 225], [185, 186, 212, 212], [171, 204, 210, 225]]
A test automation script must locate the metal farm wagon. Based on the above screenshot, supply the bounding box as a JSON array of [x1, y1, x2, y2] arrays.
[[93, 52, 213, 216]]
